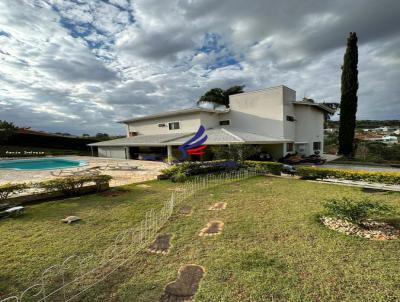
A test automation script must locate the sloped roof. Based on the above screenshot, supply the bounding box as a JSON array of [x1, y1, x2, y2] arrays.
[[120, 107, 229, 123], [88, 128, 288, 147]]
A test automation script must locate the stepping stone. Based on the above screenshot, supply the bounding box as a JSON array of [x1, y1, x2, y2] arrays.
[[199, 221, 224, 236], [160, 265, 205, 302], [61, 216, 81, 224], [179, 206, 193, 216], [208, 202, 227, 211], [148, 234, 171, 255]]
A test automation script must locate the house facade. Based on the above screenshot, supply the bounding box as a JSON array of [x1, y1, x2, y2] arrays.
[[89, 85, 334, 161]]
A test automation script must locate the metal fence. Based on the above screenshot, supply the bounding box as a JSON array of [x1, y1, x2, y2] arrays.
[[1, 169, 261, 302]]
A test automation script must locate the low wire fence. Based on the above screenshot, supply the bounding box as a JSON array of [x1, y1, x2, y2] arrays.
[[1, 169, 262, 302]]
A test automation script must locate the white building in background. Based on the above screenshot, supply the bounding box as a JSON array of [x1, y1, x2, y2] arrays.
[[89, 85, 335, 161]]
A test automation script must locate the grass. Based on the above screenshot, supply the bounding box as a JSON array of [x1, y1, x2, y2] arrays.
[[1, 176, 400, 301]]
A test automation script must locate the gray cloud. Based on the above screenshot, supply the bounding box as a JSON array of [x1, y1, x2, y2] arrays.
[[0, 0, 398, 135]]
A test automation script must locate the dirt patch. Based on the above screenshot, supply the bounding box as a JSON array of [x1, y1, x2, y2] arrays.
[[320, 216, 400, 240], [208, 202, 227, 211], [179, 206, 193, 216], [361, 187, 390, 194], [99, 189, 129, 197], [199, 221, 224, 236], [160, 264, 205, 302], [148, 234, 171, 254]]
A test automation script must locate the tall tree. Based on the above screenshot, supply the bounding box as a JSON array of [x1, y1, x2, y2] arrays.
[[197, 85, 244, 107], [338, 32, 359, 157]]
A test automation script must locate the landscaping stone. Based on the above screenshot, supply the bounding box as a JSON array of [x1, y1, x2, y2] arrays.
[[148, 234, 171, 254], [179, 206, 193, 216], [199, 221, 224, 236], [159, 264, 205, 302], [208, 202, 227, 211], [61, 216, 81, 224], [320, 216, 400, 240]]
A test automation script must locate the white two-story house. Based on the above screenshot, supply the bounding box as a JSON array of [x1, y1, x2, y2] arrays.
[[89, 85, 335, 161]]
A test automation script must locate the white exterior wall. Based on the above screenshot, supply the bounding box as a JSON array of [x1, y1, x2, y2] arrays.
[[126, 112, 203, 136], [98, 147, 127, 159], [294, 105, 325, 155], [224, 86, 285, 138], [283, 87, 296, 141]]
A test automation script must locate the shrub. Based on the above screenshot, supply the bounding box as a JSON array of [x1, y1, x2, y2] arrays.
[[37, 175, 112, 196], [296, 166, 400, 185], [171, 172, 188, 183], [160, 160, 242, 179], [243, 161, 283, 175], [323, 198, 394, 224], [0, 183, 28, 203]]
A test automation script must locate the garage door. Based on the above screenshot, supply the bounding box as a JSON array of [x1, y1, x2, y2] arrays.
[[98, 147, 127, 159]]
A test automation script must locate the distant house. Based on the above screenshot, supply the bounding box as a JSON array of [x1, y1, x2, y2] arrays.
[[356, 133, 398, 144], [89, 85, 335, 161]]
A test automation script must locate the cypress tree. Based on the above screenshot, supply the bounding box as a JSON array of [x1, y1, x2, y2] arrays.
[[338, 32, 359, 157]]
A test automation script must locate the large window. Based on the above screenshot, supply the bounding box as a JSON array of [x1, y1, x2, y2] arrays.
[[286, 142, 294, 152], [168, 122, 180, 130], [219, 120, 230, 126], [313, 141, 322, 150]]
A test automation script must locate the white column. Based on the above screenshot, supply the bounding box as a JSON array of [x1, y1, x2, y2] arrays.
[[167, 145, 173, 163]]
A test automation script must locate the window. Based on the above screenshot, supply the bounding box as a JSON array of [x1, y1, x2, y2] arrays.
[[286, 115, 295, 122], [286, 143, 294, 152], [168, 122, 180, 130], [129, 131, 138, 137], [219, 120, 230, 126], [313, 141, 321, 150], [158, 123, 166, 127]]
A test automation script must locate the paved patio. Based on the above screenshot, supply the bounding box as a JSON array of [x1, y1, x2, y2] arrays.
[[0, 156, 169, 187]]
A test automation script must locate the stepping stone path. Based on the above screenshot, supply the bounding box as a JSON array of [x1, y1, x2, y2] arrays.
[[61, 216, 81, 224], [159, 265, 205, 302], [208, 202, 227, 211], [199, 221, 224, 236], [179, 206, 193, 216], [148, 234, 171, 254]]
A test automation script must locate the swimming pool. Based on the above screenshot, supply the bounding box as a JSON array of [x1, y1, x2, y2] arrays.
[[0, 158, 87, 171]]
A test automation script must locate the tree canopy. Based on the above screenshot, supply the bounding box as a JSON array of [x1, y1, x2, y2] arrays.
[[338, 32, 359, 157], [197, 85, 245, 107]]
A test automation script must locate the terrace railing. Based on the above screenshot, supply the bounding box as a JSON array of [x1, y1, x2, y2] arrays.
[[1, 169, 262, 302]]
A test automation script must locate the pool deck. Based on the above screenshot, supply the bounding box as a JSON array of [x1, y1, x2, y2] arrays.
[[0, 156, 169, 187]]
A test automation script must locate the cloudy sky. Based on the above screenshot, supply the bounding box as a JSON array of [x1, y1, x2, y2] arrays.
[[0, 0, 399, 135]]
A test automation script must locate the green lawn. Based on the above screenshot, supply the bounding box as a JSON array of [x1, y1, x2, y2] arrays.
[[1, 176, 400, 301]]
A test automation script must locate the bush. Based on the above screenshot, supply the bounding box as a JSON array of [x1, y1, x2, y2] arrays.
[[0, 183, 28, 203], [160, 160, 242, 179], [37, 175, 112, 196], [323, 198, 394, 224], [297, 166, 400, 185], [243, 161, 283, 175], [171, 172, 188, 183]]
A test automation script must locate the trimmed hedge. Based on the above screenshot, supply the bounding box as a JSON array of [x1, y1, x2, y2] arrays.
[[36, 175, 112, 196], [0, 175, 112, 204], [0, 183, 28, 202], [297, 166, 400, 185], [160, 160, 242, 179], [243, 161, 283, 175]]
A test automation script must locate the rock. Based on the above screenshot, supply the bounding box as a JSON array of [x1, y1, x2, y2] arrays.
[[61, 216, 81, 224]]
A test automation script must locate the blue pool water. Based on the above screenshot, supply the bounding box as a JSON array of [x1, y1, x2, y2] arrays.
[[0, 158, 86, 171]]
